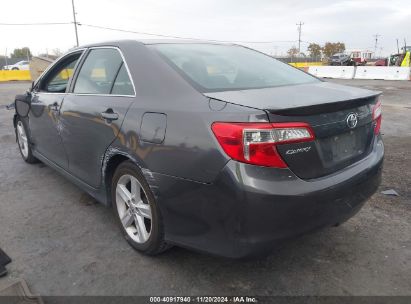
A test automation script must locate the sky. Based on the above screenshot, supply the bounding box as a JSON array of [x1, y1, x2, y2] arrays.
[[0, 0, 410, 57]]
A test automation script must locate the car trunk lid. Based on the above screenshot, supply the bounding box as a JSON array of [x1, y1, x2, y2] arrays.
[[204, 82, 381, 179], [268, 99, 377, 179]]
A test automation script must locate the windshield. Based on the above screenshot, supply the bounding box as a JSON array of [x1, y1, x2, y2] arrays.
[[149, 43, 319, 92]]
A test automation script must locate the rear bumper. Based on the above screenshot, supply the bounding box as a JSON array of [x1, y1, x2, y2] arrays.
[[155, 136, 384, 258]]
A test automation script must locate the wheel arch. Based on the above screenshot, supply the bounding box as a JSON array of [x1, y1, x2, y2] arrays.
[[103, 153, 131, 206], [102, 147, 159, 206]]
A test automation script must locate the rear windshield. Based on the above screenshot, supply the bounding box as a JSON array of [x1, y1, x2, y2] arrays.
[[149, 43, 319, 92]]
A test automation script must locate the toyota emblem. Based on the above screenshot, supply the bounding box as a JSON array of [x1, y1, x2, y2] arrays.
[[346, 113, 358, 129]]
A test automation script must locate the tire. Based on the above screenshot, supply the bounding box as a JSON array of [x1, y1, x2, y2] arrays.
[[11, 67, 19, 70], [111, 160, 171, 255], [15, 117, 38, 164]]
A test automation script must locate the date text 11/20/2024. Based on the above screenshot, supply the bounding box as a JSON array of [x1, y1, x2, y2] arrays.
[[149, 296, 258, 303]]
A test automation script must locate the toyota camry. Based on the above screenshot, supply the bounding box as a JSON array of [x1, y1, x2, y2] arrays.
[[13, 40, 383, 258]]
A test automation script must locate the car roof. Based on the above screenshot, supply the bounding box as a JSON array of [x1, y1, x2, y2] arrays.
[[70, 39, 234, 51]]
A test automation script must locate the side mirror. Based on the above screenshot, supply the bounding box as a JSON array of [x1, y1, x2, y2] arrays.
[[15, 91, 32, 118]]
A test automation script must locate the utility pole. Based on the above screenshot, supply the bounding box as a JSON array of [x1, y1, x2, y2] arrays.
[[373, 34, 380, 58], [296, 21, 304, 55], [396, 38, 400, 54], [71, 0, 79, 46]]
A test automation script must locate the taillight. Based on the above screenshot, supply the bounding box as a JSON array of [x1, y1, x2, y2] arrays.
[[372, 98, 382, 135], [211, 122, 315, 168]]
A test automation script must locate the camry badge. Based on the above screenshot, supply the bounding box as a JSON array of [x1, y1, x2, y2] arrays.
[[346, 113, 358, 129], [286, 146, 311, 155]]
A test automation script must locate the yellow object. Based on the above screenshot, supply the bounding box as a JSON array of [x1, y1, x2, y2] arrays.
[[58, 68, 73, 80], [289, 62, 323, 68], [400, 51, 410, 67], [90, 68, 106, 79], [0, 70, 31, 82]]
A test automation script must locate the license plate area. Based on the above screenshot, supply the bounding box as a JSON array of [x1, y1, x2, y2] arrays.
[[332, 131, 362, 160], [319, 126, 370, 168]]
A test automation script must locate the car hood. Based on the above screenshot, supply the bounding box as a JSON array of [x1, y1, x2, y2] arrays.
[[203, 81, 379, 111]]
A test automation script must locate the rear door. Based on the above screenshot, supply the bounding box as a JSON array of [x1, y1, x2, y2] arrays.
[[60, 47, 135, 188], [29, 51, 83, 169]]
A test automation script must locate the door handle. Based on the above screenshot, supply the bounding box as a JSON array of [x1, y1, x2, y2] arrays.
[[48, 102, 59, 112], [101, 109, 119, 122]]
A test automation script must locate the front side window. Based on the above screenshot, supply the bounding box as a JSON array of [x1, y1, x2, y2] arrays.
[[41, 53, 81, 93], [149, 44, 319, 92], [73, 48, 130, 95]]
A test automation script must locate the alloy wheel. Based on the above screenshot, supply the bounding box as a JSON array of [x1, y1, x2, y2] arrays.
[[116, 174, 152, 243]]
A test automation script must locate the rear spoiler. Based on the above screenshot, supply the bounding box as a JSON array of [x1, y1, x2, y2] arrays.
[[268, 94, 381, 116]]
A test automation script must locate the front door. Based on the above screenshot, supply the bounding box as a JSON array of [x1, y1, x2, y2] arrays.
[[29, 52, 83, 169], [60, 47, 135, 188]]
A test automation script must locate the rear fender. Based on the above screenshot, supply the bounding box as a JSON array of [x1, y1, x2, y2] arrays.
[[101, 141, 160, 206]]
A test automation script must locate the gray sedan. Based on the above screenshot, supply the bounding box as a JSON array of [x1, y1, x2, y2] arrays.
[[13, 40, 383, 258]]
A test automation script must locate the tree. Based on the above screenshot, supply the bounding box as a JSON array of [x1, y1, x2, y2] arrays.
[[307, 43, 322, 58], [322, 42, 345, 58], [287, 46, 299, 57], [10, 47, 32, 59], [52, 48, 63, 57]]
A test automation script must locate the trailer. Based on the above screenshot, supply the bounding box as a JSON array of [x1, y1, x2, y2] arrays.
[[349, 50, 373, 65]]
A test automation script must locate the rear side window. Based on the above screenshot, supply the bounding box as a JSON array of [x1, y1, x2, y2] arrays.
[[111, 64, 134, 95], [73, 48, 133, 95]]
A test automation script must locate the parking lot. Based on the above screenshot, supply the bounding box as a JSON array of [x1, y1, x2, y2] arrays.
[[0, 79, 410, 296]]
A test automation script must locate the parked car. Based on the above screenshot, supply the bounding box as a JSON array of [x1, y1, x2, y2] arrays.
[[3, 60, 30, 70], [13, 40, 383, 258], [375, 58, 388, 66], [329, 53, 356, 66]]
